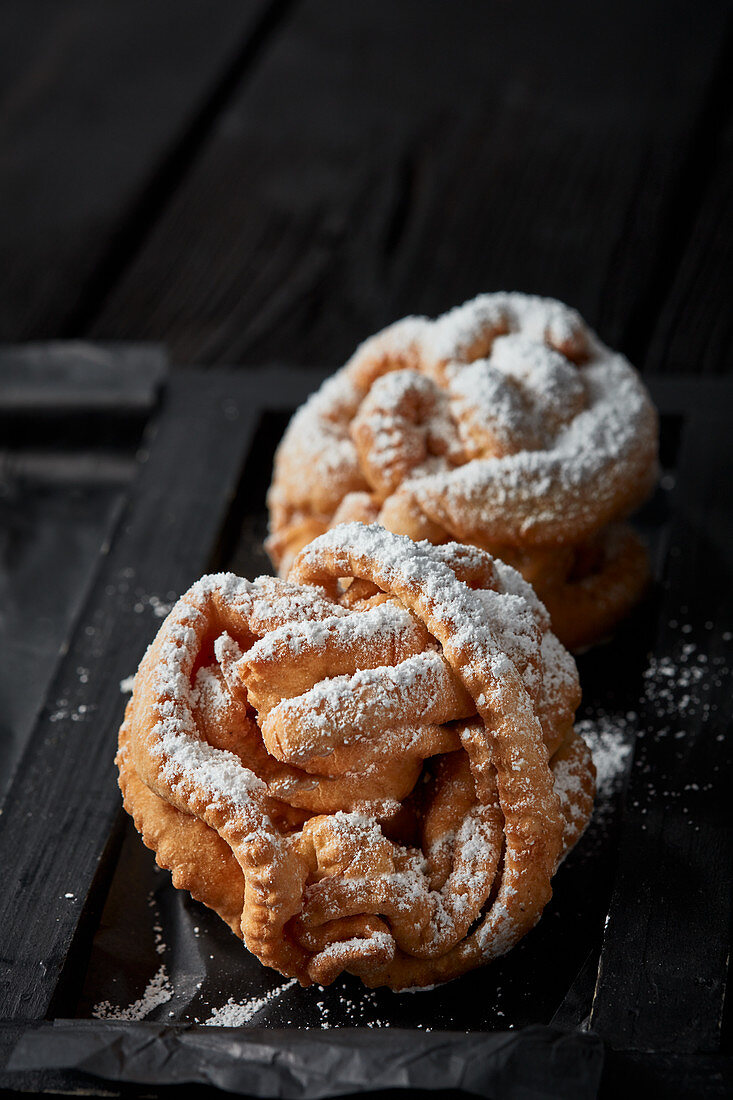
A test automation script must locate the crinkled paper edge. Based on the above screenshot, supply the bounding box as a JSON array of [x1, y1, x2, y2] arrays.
[[6, 1020, 603, 1100]]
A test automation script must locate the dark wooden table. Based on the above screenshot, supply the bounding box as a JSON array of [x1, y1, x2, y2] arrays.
[[1, 0, 731, 376], [1, 3, 732, 1098]]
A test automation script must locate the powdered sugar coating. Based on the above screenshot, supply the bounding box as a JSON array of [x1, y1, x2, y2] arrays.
[[268, 292, 658, 563], [120, 524, 592, 991], [417, 353, 655, 541]]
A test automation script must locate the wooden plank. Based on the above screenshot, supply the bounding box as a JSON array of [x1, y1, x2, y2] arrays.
[[646, 375, 733, 417], [0, 471, 125, 811], [644, 93, 733, 376], [0, 0, 282, 341], [0, 370, 261, 1022], [550, 378, 731, 1041], [0, 344, 166, 809], [590, 397, 733, 1052], [602, 1050, 733, 1099], [88, 0, 730, 369], [0, 342, 166, 414], [218, 363, 329, 408]]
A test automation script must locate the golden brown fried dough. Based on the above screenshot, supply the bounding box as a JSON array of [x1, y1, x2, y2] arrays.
[[267, 293, 658, 647], [118, 523, 594, 989]]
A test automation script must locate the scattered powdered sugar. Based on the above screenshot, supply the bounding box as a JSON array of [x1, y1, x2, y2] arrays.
[[627, 633, 730, 824], [573, 628, 730, 844], [567, 710, 636, 852], [119, 674, 135, 694], [204, 979, 298, 1027], [48, 700, 96, 723], [641, 636, 726, 732], [576, 713, 635, 801], [133, 593, 174, 618], [92, 964, 172, 1021], [152, 917, 166, 956]]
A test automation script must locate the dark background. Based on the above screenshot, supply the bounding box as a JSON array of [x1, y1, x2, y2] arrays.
[[1, 0, 731, 374], [1, 3, 733, 1098]]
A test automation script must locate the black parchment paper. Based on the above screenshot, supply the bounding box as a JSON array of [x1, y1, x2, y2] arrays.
[[8, 1021, 604, 1099]]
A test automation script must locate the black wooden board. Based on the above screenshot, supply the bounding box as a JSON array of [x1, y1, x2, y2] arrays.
[[590, 392, 733, 1052], [0, 341, 166, 414], [0, 0, 282, 341], [0, 343, 167, 808], [644, 56, 733, 377], [86, 0, 732, 373], [0, 366, 731, 1099], [0, 369, 261, 1021]]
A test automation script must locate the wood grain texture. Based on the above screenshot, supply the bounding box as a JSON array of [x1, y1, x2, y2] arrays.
[[590, 392, 733, 1052], [0, 0, 279, 341], [0, 343, 165, 809], [0, 479, 123, 810], [87, 0, 730, 370], [601, 1050, 733, 1099], [0, 342, 166, 413], [0, 371, 260, 1021], [645, 90, 733, 376]]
